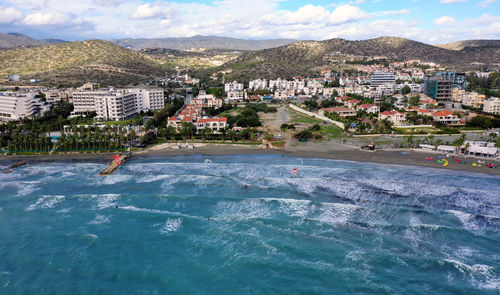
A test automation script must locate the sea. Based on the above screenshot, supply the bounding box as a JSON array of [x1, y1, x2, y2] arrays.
[[0, 154, 499, 294]]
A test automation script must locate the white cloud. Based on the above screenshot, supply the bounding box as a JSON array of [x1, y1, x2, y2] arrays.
[[23, 12, 73, 25], [478, 0, 497, 7], [329, 5, 367, 25], [92, 0, 126, 5], [263, 4, 330, 25], [0, 0, 498, 43], [440, 0, 466, 3], [0, 6, 24, 23], [433, 16, 456, 25], [131, 3, 175, 19]]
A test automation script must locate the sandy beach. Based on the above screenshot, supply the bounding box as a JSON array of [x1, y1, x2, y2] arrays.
[[3, 142, 499, 175]]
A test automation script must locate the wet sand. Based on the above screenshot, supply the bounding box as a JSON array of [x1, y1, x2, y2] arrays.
[[1, 142, 499, 175]]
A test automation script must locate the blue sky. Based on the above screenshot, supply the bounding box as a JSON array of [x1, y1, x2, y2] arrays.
[[0, 0, 499, 43]]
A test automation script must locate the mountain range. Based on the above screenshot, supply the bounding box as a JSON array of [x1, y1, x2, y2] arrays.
[[113, 35, 297, 51], [221, 37, 500, 81], [0, 33, 66, 49], [1, 33, 499, 86]]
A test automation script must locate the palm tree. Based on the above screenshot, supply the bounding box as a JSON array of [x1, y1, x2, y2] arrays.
[[165, 126, 176, 140], [201, 127, 213, 140], [227, 130, 236, 142]]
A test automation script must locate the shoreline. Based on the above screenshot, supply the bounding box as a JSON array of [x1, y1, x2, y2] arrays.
[[1, 143, 499, 175]]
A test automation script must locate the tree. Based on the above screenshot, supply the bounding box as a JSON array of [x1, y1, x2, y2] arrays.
[[127, 129, 136, 142], [402, 85, 411, 95], [227, 130, 236, 141], [409, 96, 420, 107], [201, 127, 213, 140], [180, 122, 195, 140]]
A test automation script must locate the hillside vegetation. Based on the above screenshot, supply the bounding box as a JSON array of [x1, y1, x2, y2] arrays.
[[436, 40, 500, 51], [221, 36, 500, 81], [0, 40, 167, 87]]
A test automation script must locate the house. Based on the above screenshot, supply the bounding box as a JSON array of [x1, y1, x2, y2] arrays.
[[335, 96, 351, 103], [409, 106, 434, 116], [319, 107, 356, 117], [194, 117, 228, 133], [378, 111, 406, 125], [432, 110, 460, 125], [167, 116, 195, 129], [344, 99, 361, 109], [356, 104, 380, 114]]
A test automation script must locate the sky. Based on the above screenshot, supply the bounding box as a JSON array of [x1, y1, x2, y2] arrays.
[[0, 0, 499, 44]]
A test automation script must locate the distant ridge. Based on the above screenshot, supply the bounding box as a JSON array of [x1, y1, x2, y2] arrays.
[[0, 40, 165, 87], [436, 40, 500, 51], [0, 32, 66, 49], [113, 35, 297, 51], [221, 36, 500, 80]]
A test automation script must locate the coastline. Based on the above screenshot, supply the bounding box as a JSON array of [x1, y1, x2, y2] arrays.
[[1, 142, 499, 175]]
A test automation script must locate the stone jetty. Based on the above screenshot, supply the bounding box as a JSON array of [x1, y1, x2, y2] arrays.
[[99, 153, 131, 175], [4, 161, 27, 173]]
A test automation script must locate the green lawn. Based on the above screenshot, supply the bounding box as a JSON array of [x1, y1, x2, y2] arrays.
[[393, 126, 440, 134], [218, 108, 241, 117], [105, 117, 138, 126], [287, 109, 323, 124], [318, 125, 344, 139]]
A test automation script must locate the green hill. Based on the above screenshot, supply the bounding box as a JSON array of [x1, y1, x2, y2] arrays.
[[220, 36, 500, 81], [0, 40, 167, 87]]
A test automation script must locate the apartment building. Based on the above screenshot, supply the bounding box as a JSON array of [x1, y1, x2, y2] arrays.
[[462, 92, 486, 109], [71, 87, 164, 121], [0, 91, 36, 121], [451, 88, 465, 102], [224, 81, 244, 92], [483, 97, 500, 114], [370, 71, 396, 86]]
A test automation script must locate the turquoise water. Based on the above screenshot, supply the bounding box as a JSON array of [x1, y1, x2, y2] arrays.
[[0, 154, 499, 294]]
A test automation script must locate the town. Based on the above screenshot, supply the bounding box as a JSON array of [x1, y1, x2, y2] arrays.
[[1, 60, 499, 161]]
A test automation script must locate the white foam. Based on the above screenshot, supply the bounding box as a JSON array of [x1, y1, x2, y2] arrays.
[[136, 175, 171, 183], [82, 194, 120, 210], [160, 218, 182, 235], [120, 205, 200, 220], [442, 259, 500, 290], [88, 215, 111, 225], [84, 233, 98, 240], [16, 183, 41, 197], [26, 195, 65, 211], [446, 210, 480, 231], [99, 174, 133, 185]]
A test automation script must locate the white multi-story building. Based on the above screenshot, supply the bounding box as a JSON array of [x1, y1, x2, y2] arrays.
[[483, 97, 500, 114], [224, 81, 244, 92], [0, 92, 36, 121], [71, 87, 164, 121], [226, 91, 244, 102], [371, 71, 396, 86], [248, 79, 267, 91], [131, 88, 165, 112]]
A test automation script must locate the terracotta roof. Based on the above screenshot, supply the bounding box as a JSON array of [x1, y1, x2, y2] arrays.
[[433, 110, 455, 117], [359, 104, 375, 108], [168, 116, 177, 121], [380, 111, 403, 116], [181, 117, 194, 122], [322, 107, 354, 112], [197, 117, 228, 123]]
